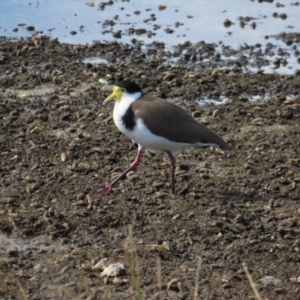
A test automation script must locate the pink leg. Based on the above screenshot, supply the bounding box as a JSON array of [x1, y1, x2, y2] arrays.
[[96, 150, 143, 194], [166, 151, 176, 195]]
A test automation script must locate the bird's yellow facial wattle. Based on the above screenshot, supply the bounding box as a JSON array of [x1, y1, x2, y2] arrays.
[[103, 86, 125, 104]]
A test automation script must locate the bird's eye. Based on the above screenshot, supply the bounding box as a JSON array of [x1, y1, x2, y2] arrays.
[[121, 88, 126, 92]]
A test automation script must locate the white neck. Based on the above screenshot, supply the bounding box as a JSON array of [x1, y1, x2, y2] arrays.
[[113, 91, 142, 126], [121, 91, 143, 102]]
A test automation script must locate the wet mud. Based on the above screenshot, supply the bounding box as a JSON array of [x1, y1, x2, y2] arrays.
[[0, 36, 300, 299]]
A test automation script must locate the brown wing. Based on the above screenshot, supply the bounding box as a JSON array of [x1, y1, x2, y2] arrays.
[[132, 95, 229, 149]]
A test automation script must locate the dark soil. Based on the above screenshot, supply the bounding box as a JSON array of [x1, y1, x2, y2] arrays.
[[0, 36, 300, 300]]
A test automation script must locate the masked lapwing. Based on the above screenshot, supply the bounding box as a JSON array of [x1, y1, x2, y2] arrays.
[[97, 81, 229, 195]]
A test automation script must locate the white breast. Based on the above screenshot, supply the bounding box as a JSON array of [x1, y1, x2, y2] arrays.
[[112, 92, 194, 153], [113, 92, 140, 134]]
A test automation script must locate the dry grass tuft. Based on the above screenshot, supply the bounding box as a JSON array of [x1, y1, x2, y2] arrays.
[[243, 264, 262, 300], [124, 225, 144, 300], [193, 257, 202, 300]]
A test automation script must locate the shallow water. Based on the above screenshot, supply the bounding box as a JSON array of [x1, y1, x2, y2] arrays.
[[1, 0, 299, 45], [1, 0, 299, 73]]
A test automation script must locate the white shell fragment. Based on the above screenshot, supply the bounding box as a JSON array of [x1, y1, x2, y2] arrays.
[[99, 78, 109, 85], [149, 241, 170, 252], [100, 263, 125, 277], [259, 276, 282, 286], [92, 258, 109, 270], [167, 278, 178, 290], [162, 241, 170, 251]]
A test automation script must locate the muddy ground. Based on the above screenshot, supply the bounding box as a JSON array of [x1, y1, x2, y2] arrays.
[[0, 36, 300, 300]]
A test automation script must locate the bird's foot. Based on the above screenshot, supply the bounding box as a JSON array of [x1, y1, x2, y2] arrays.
[[96, 184, 113, 194]]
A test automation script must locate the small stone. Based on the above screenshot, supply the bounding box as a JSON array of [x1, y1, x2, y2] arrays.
[[112, 277, 123, 285], [61, 152, 68, 162], [113, 30, 122, 39], [135, 28, 147, 35], [269, 198, 275, 208], [26, 26, 35, 31], [165, 28, 174, 34], [274, 288, 286, 294], [171, 214, 181, 221], [223, 19, 233, 27], [280, 13, 287, 20]]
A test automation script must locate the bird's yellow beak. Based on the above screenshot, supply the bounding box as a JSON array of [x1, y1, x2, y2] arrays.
[[103, 86, 123, 104]]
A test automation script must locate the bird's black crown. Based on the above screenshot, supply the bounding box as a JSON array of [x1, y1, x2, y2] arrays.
[[115, 81, 142, 94]]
